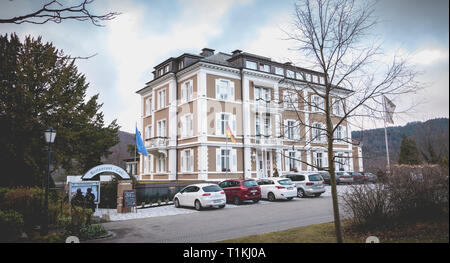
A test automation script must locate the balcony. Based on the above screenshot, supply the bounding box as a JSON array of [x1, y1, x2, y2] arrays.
[[145, 137, 168, 156], [253, 135, 281, 148]]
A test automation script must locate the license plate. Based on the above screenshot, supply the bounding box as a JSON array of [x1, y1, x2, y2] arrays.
[[287, 187, 293, 190], [251, 190, 257, 193], [214, 200, 222, 203]]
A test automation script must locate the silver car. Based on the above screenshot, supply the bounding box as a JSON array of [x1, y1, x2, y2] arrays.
[[281, 172, 326, 198], [336, 171, 354, 184]]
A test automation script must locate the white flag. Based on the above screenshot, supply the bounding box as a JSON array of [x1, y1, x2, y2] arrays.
[[383, 95, 396, 124]]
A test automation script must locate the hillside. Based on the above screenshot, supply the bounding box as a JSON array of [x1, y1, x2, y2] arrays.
[[101, 130, 135, 168], [352, 118, 449, 172]]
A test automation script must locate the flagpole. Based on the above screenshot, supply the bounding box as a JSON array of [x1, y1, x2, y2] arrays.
[[382, 97, 391, 175], [226, 131, 229, 178], [135, 122, 137, 178]]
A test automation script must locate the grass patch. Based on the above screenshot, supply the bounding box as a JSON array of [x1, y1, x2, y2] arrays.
[[219, 221, 360, 243], [219, 220, 449, 243]]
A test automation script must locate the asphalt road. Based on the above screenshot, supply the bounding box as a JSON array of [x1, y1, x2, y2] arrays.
[[93, 195, 346, 243]]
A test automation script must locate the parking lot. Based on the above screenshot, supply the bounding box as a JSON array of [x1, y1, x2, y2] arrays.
[[92, 185, 352, 243]]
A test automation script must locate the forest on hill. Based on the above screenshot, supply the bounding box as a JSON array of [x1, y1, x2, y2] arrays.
[[352, 118, 449, 173]]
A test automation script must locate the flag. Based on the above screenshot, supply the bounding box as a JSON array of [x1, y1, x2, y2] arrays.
[[383, 95, 396, 124], [136, 127, 148, 156], [225, 123, 236, 143]]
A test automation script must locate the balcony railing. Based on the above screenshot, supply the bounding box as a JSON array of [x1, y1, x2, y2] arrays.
[[145, 137, 168, 149]]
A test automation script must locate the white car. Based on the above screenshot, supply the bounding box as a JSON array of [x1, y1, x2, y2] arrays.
[[256, 178, 297, 201], [173, 183, 226, 211]]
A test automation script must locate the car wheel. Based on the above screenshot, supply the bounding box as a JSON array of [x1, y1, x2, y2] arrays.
[[233, 196, 241, 205], [297, 189, 305, 198], [287, 197, 293, 201], [314, 193, 321, 197], [219, 205, 225, 209], [194, 200, 202, 211], [252, 199, 260, 203], [268, 192, 276, 202], [174, 198, 180, 208]]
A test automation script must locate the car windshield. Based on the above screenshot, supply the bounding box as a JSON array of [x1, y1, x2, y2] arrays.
[[352, 173, 362, 176], [243, 180, 258, 187], [278, 179, 293, 185], [202, 185, 222, 192], [320, 173, 330, 178], [309, 174, 323, 181]]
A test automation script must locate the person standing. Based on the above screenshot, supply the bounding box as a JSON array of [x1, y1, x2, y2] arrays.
[[84, 188, 96, 224]]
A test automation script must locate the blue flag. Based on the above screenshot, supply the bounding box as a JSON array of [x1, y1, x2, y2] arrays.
[[136, 127, 148, 156]]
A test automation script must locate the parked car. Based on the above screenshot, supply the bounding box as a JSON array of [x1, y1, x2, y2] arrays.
[[318, 171, 331, 185], [336, 171, 354, 184], [281, 173, 326, 198], [351, 172, 365, 184], [173, 183, 226, 211], [218, 179, 261, 205], [362, 172, 377, 183], [256, 178, 297, 201]]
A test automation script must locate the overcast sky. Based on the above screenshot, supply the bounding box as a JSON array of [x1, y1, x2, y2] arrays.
[[0, 0, 448, 133]]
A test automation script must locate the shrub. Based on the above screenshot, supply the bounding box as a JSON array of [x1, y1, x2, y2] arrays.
[[0, 210, 24, 242], [63, 224, 107, 241], [342, 165, 449, 231], [99, 178, 118, 209], [2, 187, 44, 231]]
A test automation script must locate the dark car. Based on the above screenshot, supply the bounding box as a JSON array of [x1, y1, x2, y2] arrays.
[[218, 179, 261, 205], [350, 172, 364, 184], [362, 172, 377, 183], [318, 171, 331, 185]]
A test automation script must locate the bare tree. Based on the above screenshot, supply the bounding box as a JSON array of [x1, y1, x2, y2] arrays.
[[0, 0, 119, 26], [279, 0, 421, 243]]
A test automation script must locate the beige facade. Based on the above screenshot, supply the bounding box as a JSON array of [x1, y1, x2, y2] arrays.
[[136, 49, 363, 181]]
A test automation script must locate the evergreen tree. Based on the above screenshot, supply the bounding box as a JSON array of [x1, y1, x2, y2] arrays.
[[398, 134, 421, 165], [0, 33, 120, 187]]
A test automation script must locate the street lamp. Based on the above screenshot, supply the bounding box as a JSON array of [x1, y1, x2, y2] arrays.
[[42, 127, 56, 235]]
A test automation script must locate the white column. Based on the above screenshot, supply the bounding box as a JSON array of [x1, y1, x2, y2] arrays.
[[306, 149, 312, 171], [168, 79, 177, 180], [198, 145, 208, 180], [242, 76, 252, 179]]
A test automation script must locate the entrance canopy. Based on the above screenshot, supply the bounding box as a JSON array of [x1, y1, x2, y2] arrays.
[[82, 164, 130, 180]]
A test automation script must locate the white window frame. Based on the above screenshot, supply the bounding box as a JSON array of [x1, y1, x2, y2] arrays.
[[332, 98, 344, 117], [157, 155, 166, 173], [283, 90, 298, 109], [180, 114, 193, 138], [181, 79, 193, 104], [215, 79, 235, 101], [145, 97, 152, 116], [158, 89, 166, 109], [311, 95, 324, 113], [312, 122, 325, 142], [216, 147, 237, 172], [145, 125, 152, 139], [179, 60, 184, 69], [216, 112, 236, 136], [181, 149, 194, 172], [333, 125, 346, 143], [295, 72, 304, 80], [157, 119, 166, 137], [254, 86, 270, 102]]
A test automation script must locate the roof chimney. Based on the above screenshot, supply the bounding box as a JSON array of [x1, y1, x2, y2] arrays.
[[232, 49, 242, 57], [200, 48, 215, 57]]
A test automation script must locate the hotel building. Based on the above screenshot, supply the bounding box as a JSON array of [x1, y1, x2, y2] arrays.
[[135, 48, 363, 181]]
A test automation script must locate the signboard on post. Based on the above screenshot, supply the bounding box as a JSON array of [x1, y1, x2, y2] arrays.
[[69, 181, 101, 204]]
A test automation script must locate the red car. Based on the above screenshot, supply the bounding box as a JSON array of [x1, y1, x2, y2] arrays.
[[218, 179, 261, 205]]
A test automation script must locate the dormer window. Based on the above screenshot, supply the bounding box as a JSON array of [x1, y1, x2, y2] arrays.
[[286, 70, 295, 78], [275, 67, 284, 75], [296, 72, 304, 80], [179, 60, 184, 69], [260, 64, 270, 72], [246, 61, 257, 70], [164, 65, 169, 73]]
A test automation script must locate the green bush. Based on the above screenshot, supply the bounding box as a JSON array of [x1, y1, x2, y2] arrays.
[[0, 210, 24, 242], [63, 224, 107, 241], [2, 187, 44, 231]]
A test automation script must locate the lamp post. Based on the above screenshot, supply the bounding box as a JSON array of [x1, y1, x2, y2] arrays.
[[42, 127, 56, 235]]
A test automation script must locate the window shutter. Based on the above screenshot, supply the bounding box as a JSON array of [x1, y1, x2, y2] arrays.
[[295, 121, 300, 140], [181, 83, 186, 103], [230, 81, 235, 100], [180, 116, 185, 137], [190, 149, 194, 172], [283, 120, 287, 138], [216, 148, 221, 172], [189, 115, 193, 137], [296, 151, 301, 170], [216, 113, 221, 135], [285, 151, 289, 171], [323, 152, 328, 168], [232, 114, 236, 135], [146, 99, 150, 116], [313, 152, 317, 167], [189, 80, 193, 100], [215, 79, 220, 99], [181, 151, 185, 172], [232, 149, 237, 172]]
